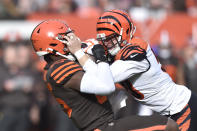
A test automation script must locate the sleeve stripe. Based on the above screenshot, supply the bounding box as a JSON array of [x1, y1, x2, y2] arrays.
[[115, 46, 131, 60], [55, 66, 81, 81], [51, 61, 74, 77], [53, 64, 81, 80], [56, 67, 83, 83], [122, 46, 130, 56], [122, 45, 136, 56], [116, 45, 145, 60]]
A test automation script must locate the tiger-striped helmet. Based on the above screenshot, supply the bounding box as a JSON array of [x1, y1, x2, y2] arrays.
[[96, 9, 136, 56]]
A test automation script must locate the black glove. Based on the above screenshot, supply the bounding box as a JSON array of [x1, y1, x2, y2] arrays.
[[92, 44, 108, 63]]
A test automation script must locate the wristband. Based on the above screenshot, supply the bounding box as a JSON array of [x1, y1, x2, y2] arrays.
[[74, 49, 85, 60]]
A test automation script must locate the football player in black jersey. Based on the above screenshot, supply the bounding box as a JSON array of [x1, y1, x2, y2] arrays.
[[30, 19, 178, 131]]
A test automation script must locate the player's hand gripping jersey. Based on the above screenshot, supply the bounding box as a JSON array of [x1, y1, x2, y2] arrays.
[[110, 37, 191, 115], [44, 58, 113, 131]]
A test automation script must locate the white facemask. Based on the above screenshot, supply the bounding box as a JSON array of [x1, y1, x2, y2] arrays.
[[108, 44, 121, 56]]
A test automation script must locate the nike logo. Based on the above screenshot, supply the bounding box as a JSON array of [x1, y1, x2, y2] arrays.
[[130, 54, 138, 58]]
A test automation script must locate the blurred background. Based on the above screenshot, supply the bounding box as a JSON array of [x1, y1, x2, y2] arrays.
[[0, 0, 197, 131]]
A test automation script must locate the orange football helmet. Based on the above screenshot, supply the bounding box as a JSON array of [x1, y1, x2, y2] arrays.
[[96, 9, 136, 56], [31, 19, 74, 59]]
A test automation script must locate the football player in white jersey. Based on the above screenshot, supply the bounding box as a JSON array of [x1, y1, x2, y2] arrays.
[[70, 10, 197, 131]]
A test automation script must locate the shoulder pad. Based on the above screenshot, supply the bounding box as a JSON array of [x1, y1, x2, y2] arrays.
[[46, 59, 83, 86], [115, 44, 146, 61], [129, 37, 148, 50]]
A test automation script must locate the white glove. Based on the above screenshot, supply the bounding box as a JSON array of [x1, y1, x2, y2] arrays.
[[81, 38, 99, 55]]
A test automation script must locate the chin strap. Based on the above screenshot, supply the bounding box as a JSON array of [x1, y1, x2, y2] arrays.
[[130, 25, 136, 40], [47, 48, 76, 61], [109, 44, 120, 56], [118, 28, 123, 43]]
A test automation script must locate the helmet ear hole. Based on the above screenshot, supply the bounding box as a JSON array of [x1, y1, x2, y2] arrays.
[[126, 28, 129, 34], [37, 28, 40, 33], [49, 43, 57, 46]]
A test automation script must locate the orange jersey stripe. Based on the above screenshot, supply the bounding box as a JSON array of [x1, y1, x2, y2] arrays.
[[53, 64, 80, 80], [56, 67, 82, 83], [122, 46, 131, 56], [176, 107, 191, 125], [179, 119, 191, 131], [51, 61, 73, 77], [130, 125, 166, 131], [176, 105, 191, 131], [115, 46, 129, 60]]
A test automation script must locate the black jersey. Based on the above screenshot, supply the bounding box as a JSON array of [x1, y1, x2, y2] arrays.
[[44, 59, 113, 131]]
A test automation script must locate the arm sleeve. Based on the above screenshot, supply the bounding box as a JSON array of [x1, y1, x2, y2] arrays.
[[110, 59, 150, 83], [80, 59, 115, 95]]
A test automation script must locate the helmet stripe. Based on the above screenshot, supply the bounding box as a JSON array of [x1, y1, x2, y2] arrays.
[[97, 28, 116, 33], [97, 22, 120, 32], [99, 15, 121, 27], [107, 11, 132, 32]]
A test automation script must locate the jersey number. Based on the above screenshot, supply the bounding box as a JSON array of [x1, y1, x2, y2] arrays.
[[96, 95, 107, 104], [56, 98, 72, 117], [122, 81, 144, 100]]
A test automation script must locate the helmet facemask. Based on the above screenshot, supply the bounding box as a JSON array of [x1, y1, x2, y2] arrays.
[[53, 31, 76, 61], [96, 11, 136, 56], [97, 31, 124, 56]]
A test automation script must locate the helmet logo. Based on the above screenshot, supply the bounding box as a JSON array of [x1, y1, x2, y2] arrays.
[[97, 33, 106, 39], [48, 32, 55, 38], [59, 26, 63, 29]]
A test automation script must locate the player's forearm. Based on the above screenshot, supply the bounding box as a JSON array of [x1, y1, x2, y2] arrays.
[[80, 59, 115, 95], [74, 49, 90, 66], [74, 45, 115, 95]]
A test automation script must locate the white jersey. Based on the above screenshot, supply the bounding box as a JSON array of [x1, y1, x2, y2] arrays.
[[110, 37, 191, 115]]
